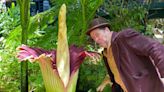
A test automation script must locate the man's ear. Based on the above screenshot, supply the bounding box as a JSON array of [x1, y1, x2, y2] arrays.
[[104, 27, 109, 32]]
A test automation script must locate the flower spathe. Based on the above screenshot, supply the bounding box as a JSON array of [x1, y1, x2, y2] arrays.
[[17, 45, 98, 92], [17, 45, 91, 75]]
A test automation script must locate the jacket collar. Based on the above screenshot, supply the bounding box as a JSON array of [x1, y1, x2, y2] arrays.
[[111, 31, 119, 44]]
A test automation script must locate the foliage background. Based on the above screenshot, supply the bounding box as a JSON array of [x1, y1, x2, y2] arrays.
[[0, 0, 160, 92]]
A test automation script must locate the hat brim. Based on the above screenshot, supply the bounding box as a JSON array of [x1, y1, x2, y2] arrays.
[[86, 23, 110, 35]]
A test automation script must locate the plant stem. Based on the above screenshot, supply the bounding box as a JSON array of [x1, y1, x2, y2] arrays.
[[80, 0, 86, 45], [18, 0, 30, 91]]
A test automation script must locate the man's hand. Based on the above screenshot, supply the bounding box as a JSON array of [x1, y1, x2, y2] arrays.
[[84, 51, 101, 64], [96, 75, 112, 92]]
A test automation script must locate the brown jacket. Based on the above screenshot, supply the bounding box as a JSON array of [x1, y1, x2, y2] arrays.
[[110, 28, 164, 92]]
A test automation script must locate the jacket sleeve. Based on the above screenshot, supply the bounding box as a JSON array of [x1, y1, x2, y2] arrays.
[[120, 28, 164, 78]]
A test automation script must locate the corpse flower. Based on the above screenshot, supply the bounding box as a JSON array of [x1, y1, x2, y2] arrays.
[[17, 4, 99, 92]]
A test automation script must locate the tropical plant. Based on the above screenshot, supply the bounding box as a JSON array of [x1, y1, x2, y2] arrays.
[[1, 1, 104, 90], [17, 4, 99, 92]]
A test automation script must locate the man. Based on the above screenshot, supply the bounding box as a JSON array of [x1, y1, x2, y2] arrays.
[[86, 17, 164, 92]]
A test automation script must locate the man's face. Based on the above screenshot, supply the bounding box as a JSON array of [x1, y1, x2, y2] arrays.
[[90, 28, 108, 48]]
